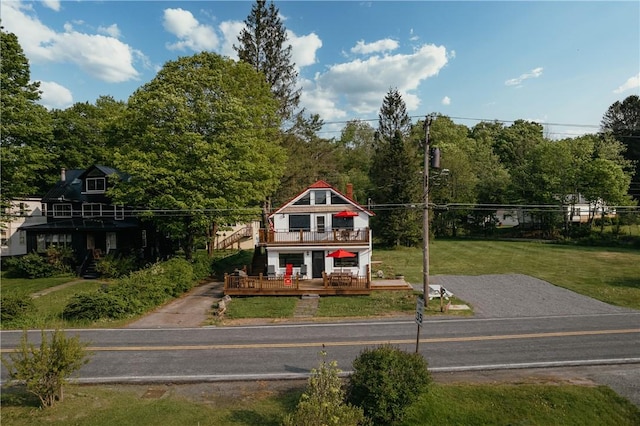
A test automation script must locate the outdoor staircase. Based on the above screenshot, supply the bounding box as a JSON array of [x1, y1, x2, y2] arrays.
[[216, 225, 253, 250], [82, 258, 100, 279]]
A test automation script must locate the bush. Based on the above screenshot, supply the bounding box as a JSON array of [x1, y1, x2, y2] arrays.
[[4, 253, 53, 278], [0, 293, 36, 322], [283, 351, 368, 426], [191, 251, 213, 281], [62, 292, 131, 321], [1, 329, 91, 408], [95, 253, 138, 278], [346, 344, 431, 425], [45, 246, 75, 275]]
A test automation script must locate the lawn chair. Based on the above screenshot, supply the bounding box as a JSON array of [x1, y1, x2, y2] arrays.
[[267, 265, 276, 279]]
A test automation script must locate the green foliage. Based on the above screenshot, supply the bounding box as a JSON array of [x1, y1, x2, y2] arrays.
[[0, 293, 35, 322], [4, 253, 54, 278], [346, 344, 431, 425], [63, 257, 199, 322], [95, 253, 138, 278], [236, 0, 301, 120], [190, 251, 214, 281], [1, 329, 91, 408], [283, 351, 368, 426], [112, 51, 284, 260]]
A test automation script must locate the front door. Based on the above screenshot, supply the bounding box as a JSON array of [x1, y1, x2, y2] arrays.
[[312, 250, 325, 278]]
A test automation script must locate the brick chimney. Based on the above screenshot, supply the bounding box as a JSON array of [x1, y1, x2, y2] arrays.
[[346, 183, 353, 200]]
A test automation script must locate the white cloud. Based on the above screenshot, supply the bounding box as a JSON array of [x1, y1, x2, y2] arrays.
[[98, 24, 121, 39], [42, 0, 60, 12], [38, 81, 73, 109], [441, 96, 451, 106], [505, 67, 543, 87], [288, 30, 322, 69], [2, 1, 141, 83], [351, 39, 399, 55], [219, 20, 244, 59], [163, 8, 219, 52], [305, 43, 449, 118], [613, 73, 640, 94]]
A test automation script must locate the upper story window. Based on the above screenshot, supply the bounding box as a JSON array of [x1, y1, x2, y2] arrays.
[[330, 193, 349, 204], [289, 214, 310, 231], [83, 203, 102, 217], [85, 177, 106, 193], [53, 204, 72, 218], [313, 191, 327, 205], [293, 193, 311, 205]]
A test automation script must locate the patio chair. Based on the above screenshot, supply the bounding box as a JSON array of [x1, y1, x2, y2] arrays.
[[267, 265, 276, 278], [300, 264, 308, 278]]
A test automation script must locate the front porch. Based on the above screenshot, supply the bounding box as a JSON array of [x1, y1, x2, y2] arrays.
[[223, 272, 413, 296], [258, 228, 370, 246]]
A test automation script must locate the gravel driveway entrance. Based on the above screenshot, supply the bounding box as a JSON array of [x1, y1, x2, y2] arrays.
[[431, 274, 635, 318]]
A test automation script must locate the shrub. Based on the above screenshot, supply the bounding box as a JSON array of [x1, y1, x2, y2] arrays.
[[346, 344, 431, 425], [283, 351, 368, 426], [95, 253, 138, 278], [45, 246, 75, 275], [1, 329, 91, 408], [4, 253, 52, 278], [191, 251, 213, 281], [0, 293, 36, 322], [63, 292, 131, 321]]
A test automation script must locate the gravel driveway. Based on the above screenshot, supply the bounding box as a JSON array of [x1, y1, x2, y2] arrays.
[[429, 274, 635, 318]]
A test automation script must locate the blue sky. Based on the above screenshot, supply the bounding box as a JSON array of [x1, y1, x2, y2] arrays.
[[3, 1, 639, 139]]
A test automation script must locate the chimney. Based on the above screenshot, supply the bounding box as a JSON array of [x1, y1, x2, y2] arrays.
[[61, 168, 66, 182], [346, 183, 353, 200]]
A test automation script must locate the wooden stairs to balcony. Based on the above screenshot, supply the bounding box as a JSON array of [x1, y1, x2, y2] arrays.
[[217, 225, 253, 250]]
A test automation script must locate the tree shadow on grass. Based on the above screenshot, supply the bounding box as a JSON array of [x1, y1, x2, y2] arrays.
[[1, 385, 41, 408], [607, 277, 640, 289]]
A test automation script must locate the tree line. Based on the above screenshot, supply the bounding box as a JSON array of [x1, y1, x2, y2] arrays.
[[2, 1, 639, 254]]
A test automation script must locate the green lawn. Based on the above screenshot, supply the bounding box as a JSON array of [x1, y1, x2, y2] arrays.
[[374, 240, 640, 309], [1, 381, 638, 426]]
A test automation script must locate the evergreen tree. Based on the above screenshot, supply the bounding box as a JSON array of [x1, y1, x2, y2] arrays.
[[235, 0, 301, 121], [600, 95, 640, 199], [370, 89, 421, 246]]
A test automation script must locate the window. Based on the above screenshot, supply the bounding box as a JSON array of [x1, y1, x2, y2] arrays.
[[332, 216, 354, 230], [37, 233, 72, 252], [85, 177, 106, 193], [41, 203, 47, 217], [330, 193, 349, 204], [314, 191, 327, 205], [289, 214, 310, 231], [1, 230, 7, 247], [293, 193, 310, 205], [316, 216, 325, 233], [83, 203, 102, 217], [141, 230, 147, 248], [334, 255, 359, 268], [19, 202, 26, 216], [19, 230, 25, 245], [279, 253, 304, 267], [53, 204, 72, 218]]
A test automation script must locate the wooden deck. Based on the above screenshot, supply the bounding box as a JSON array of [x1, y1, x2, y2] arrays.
[[223, 273, 413, 296]]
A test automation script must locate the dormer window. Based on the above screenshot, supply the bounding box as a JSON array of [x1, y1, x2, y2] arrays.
[[85, 177, 106, 193]]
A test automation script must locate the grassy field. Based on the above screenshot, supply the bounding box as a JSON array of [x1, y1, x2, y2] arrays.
[[373, 240, 640, 309], [1, 381, 638, 426]]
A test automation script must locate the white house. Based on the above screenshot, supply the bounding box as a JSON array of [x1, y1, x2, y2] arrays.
[[1, 198, 47, 257], [258, 181, 374, 280]]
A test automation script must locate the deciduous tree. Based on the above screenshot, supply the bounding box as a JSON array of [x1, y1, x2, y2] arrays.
[[111, 52, 285, 260]]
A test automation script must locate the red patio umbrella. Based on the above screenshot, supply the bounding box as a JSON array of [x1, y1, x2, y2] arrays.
[[334, 210, 358, 218], [326, 249, 357, 258]]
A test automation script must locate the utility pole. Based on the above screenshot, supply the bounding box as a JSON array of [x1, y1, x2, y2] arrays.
[[423, 115, 433, 308]]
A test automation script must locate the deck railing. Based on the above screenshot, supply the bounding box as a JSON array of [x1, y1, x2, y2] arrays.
[[224, 272, 370, 292], [258, 228, 369, 246]]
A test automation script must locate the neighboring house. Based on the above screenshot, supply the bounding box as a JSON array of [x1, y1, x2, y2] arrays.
[[1, 198, 47, 257], [215, 221, 260, 251], [19, 166, 172, 276], [257, 180, 374, 280]]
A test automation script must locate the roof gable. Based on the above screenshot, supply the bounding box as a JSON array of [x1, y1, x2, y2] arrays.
[[271, 180, 373, 217]]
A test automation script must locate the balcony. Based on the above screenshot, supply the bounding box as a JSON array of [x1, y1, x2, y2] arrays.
[[258, 228, 370, 246]]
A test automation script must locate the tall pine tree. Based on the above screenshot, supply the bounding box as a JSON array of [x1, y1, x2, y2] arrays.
[[370, 89, 422, 246], [235, 0, 301, 121]]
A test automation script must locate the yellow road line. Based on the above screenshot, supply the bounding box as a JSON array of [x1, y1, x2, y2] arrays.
[[4, 329, 636, 353]]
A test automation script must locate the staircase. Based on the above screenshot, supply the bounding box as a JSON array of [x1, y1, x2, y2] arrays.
[[82, 258, 100, 279], [216, 225, 253, 250]]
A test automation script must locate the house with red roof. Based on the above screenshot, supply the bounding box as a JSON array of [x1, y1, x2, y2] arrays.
[[257, 180, 374, 281]]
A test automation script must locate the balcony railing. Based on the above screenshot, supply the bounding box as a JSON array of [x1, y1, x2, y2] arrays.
[[258, 228, 370, 246]]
